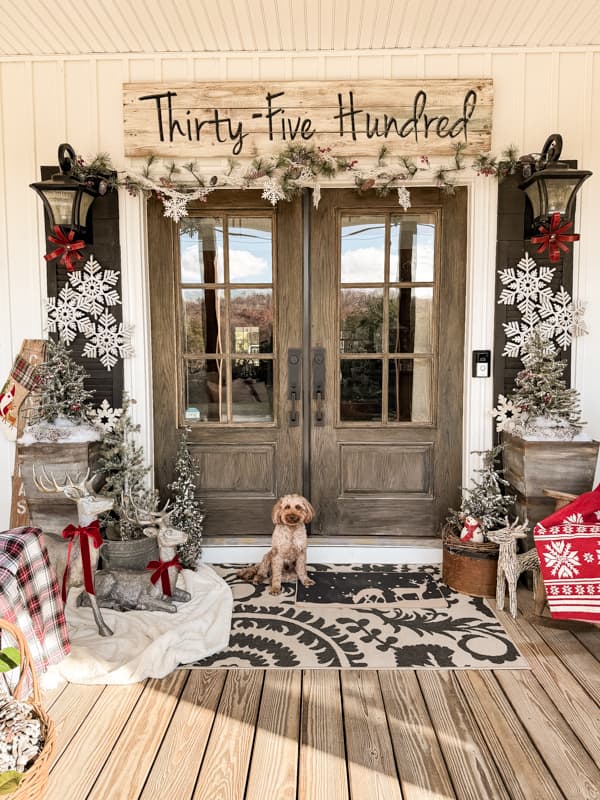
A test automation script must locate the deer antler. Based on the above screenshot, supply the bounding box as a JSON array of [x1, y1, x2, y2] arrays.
[[33, 464, 82, 494]]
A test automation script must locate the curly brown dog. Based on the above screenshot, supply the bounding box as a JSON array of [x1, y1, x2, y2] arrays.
[[237, 494, 316, 595]]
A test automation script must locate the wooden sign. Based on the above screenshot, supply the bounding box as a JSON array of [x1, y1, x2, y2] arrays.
[[123, 79, 493, 159]]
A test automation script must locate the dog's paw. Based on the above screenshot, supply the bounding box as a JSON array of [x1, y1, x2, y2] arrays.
[[268, 585, 282, 595], [301, 577, 316, 587]]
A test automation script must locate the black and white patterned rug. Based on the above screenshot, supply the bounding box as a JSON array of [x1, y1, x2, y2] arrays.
[[185, 564, 528, 670]]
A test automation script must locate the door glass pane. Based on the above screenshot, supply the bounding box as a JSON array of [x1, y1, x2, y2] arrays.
[[184, 358, 226, 422], [230, 289, 273, 353], [180, 217, 224, 283], [232, 359, 274, 422], [229, 217, 273, 283], [388, 359, 432, 423], [182, 289, 224, 354], [389, 287, 433, 353], [340, 288, 383, 353], [341, 216, 385, 283], [340, 359, 383, 422], [389, 216, 436, 282]]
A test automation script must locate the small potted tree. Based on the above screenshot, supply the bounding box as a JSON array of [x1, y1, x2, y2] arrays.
[[493, 330, 599, 532], [442, 446, 516, 597]]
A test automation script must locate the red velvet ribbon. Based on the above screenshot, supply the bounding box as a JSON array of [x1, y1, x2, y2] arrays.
[[61, 520, 103, 603], [531, 212, 580, 264], [44, 226, 86, 271], [146, 556, 182, 597]]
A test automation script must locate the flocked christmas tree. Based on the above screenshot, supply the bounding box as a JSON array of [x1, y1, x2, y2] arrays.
[[447, 445, 515, 535], [31, 338, 93, 425], [96, 394, 156, 539], [494, 330, 583, 439], [168, 428, 204, 569]]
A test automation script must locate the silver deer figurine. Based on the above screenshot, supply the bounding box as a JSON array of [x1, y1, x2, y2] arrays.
[[485, 517, 540, 619], [78, 503, 192, 613], [33, 465, 114, 637]]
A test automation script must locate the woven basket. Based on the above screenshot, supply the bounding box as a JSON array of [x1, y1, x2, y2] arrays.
[[441, 524, 500, 598], [0, 619, 55, 800]]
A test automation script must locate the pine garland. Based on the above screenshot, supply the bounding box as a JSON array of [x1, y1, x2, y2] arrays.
[[447, 445, 515, 534], [31, 338, 93, 425], [168, 428, 205, 569]]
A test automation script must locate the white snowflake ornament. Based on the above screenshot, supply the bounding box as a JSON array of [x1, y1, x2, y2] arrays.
[[89, 398, 123, 432], [162, 195, 189, 223], [498, 253, 554, 318], [397, 186, 411, 211], [83, 310, 134, 370], [539, 287, 588, 350], [46, 285, 93, 344], [501, 312, 539, 358], [492, 394, 522, 433], [69, 256, 120, 318], [261, 178, 287, 206]]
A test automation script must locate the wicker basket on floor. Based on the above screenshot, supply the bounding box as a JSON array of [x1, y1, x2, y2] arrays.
[[441, 523, 500, 598], [0, 619, 55, 800]]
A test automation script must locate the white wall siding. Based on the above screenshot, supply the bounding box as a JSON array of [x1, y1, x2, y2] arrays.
[[1, 47, 599, 526]]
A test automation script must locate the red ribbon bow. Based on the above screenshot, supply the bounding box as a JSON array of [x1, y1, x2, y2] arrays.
[[44, 226, 86, 271], [61, 520, 103, 603], [531, 212, 580, 264], [146, 556, 182, 597]]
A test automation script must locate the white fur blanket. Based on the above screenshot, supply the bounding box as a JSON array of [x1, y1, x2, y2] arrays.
[[52, 564, 232, 685]]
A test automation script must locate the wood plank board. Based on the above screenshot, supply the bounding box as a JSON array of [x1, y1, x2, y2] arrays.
[[192, 669, 264, 800], [340, 670, 402, 800], [456, 670, 563, 799], [418, 671, 510, 800], [494, 668, 600, 799], [378, 670, 455, 800], [45, 681, 147, 800], [140, 670, 227, 800], [299, 670, 349, 800], [245, 670, 301, 800], [47, 683, 106, 767], [86, 670, 189, 800]]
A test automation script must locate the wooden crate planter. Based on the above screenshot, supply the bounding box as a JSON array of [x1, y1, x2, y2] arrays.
[[17, 441, 101, 535], [442, 525, 499, 598], [502, 433, 599, 539]]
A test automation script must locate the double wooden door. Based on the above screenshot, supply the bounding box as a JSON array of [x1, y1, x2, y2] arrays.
[[149, 187, 467, 538]]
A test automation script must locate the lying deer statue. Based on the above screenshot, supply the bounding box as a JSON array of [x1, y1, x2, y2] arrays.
[[33, 465, 114, 637], [78, 503, 192, 614], [485, 517, 540, 619]]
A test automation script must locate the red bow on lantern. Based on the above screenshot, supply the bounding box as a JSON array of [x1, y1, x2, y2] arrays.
[[60, 520, 103, 603], [44, 226, 86, 271], [146, 555, 182, 597], [531, 212, 580, 263]]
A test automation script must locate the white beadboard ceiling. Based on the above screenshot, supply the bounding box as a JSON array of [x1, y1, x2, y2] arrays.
[[1, 0, 600, 56]]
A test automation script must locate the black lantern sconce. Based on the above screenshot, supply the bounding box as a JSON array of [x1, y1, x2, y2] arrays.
[[518, 134, 592, 234], [30, 143, 109, 235]]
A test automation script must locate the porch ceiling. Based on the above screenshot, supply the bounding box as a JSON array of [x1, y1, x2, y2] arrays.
[[1, 0, 599, 57]]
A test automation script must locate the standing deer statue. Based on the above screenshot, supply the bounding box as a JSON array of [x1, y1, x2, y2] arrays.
[[33, 465, 114, 637], [78, 503, 192, 613], [485, 517, 540, 619]]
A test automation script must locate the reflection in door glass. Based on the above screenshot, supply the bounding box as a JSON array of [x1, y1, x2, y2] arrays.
[[229, 218, 273, 283], [231, 359, 274, 422], [340, 359, 383, 421], [340, 216, 385, 283], [388, 359, 432, 423], [388, 287, 433, 353], [182, 289, 224, 353], [179, 218, 224, 283], [185, 358, 226, 422], [340, 288, 383, 353], [230, 289, 273, 353], [389, 216, 436, 282]]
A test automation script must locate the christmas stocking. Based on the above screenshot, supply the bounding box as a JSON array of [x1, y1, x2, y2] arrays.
[[0, 339, 46, 441]]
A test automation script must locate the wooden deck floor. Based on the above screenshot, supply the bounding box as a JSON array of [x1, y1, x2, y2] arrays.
[[42, 592, 600, 800]]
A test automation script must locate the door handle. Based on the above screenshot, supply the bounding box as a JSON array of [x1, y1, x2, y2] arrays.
[[288, 349, 302, 427], [312, 347, 325, 426]]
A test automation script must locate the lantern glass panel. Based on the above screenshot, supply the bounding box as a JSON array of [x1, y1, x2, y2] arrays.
[[522, 180, 544, 222], [46, 189, 78, 226], [543, 179, 576, 216], [75, 191, 95, 229]]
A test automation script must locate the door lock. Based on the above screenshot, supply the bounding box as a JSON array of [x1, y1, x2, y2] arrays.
[[312, 347, 325, 426], [288, 349, 302, 426]]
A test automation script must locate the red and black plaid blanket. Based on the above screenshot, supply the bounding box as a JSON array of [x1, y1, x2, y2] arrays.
[[0, 527, 70, 670], [534, 485, 600, 623]]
